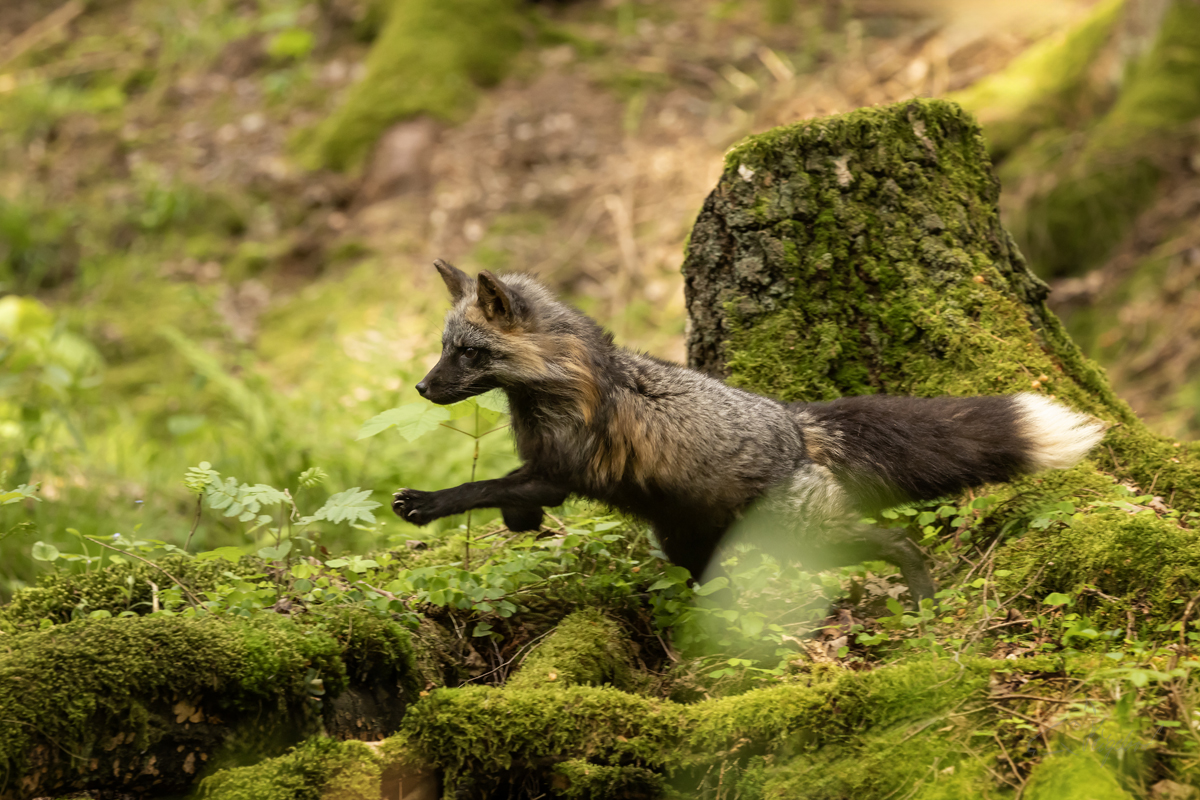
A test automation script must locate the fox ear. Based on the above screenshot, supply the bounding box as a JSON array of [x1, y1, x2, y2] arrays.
[[433, 259, 470, 302], [476, 271, 516, 324]]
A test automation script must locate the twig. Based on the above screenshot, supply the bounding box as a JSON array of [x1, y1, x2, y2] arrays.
[[1167, 590, 1200, 672], [993, 732, 1021, 785], [1148, 469, 1162, 497], [467, 627, 557, 683], [184, 494, 202, 551], [0, 0, 86, 70], [84, 536, 202, 607], [358, 582, 401, 602], [990, 694, 1084, 705]]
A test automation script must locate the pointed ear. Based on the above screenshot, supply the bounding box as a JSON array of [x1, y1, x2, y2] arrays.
[[476, 270, 516, 325], [434, 259, 470, 302]]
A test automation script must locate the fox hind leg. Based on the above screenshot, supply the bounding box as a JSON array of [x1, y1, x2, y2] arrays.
[[846, 526, 937, 605], [502, 506, 544, 532], [774, 463, 937, 606]]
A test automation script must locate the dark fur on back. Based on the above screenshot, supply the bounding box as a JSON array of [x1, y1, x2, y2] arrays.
[[395, 264, 1108, 603]]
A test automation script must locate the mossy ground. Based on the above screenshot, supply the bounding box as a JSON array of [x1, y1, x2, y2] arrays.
[[205, 655, 1158, 799]]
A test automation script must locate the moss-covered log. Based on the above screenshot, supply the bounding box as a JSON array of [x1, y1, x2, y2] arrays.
[[505, 607, 638, 692], [682, 97, 1200, 511], [949, 0, 1127, 162], [392, 656, 1150, 799], [998, 0, 1200, 278], [302, 0, 529, 171], [0, 612, 419, 800]]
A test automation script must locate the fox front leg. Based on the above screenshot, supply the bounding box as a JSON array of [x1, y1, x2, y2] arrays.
[[392, 470, 568, 527]]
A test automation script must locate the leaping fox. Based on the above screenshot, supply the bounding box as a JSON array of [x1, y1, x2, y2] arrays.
[[393, 261, 1107, 603]]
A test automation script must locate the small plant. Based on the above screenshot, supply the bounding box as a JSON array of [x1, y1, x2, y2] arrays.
[[359, 390, 510, 566]]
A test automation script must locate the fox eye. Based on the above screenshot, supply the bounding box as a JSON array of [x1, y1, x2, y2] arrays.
[[462, 347, 479, 360]]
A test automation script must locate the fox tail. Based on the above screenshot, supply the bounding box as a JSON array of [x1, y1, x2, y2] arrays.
[[794, 393, 1108, 513]]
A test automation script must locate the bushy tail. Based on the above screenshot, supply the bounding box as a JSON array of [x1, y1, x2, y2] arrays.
[[793, 393, 1108, 513]]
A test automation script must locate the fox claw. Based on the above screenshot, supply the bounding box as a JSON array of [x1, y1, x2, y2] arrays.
[[392, 488, 438, 526]]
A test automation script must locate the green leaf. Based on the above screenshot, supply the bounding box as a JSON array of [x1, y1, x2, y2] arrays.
[[298, 467, 327, 488], [313, 488, 382, 525], [694, 576, 729, 597], [357, 403, 451, 441], [194, 546, 248, 562], [474, 389, 509, 414], [1, 483, 40, 505], [740, 615, 765, 638], [1043, 592, 1073, 607], [257, 541, 293, 561], [31, 541, 59, 562]]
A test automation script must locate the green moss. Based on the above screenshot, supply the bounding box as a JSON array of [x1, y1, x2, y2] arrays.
[[400, 657, 1010, 796], [553, 760, 666, 800], [1023, 749, 1136, 800], [196, 737, 382, 800], [0, 556, 264, 632], [0, 615, 345, 787], [304, 0, 529, 171], [997, 506, 1200, 626], [951, 0, 1124, 160], [324, 608, 420, 696], [1010, 0, 1200, 277], [506, 608, 636, 691]]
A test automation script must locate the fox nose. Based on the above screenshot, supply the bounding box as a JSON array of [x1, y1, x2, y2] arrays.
[[415, 381, 428, 397]]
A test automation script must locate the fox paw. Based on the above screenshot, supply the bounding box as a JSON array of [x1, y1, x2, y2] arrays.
[[393, 489, 439, 526]]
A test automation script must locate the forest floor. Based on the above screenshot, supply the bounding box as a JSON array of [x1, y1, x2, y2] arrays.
[[5, 2, 1200, 799]]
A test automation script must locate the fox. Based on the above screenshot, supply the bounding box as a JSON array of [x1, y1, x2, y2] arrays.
[[393, 260, 1109, 604]]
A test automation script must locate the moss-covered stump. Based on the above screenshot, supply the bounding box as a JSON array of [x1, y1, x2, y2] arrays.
[[0, 613, 419, 800], [681, 97, 1200, 514], [302, 0, 528, 171]]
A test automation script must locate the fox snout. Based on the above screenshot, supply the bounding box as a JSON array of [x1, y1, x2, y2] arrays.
[[414, 364, 459, 405], [415, 353, 491, 405]]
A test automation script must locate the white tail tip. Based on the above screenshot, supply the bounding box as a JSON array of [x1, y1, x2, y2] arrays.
[[1013, 393, 1108, 471]]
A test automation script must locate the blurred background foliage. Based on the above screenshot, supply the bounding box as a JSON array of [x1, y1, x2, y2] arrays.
[[1, 0, 1198, 597]]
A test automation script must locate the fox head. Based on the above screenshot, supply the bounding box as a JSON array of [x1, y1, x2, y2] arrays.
[[417, 260, 600, 406]]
